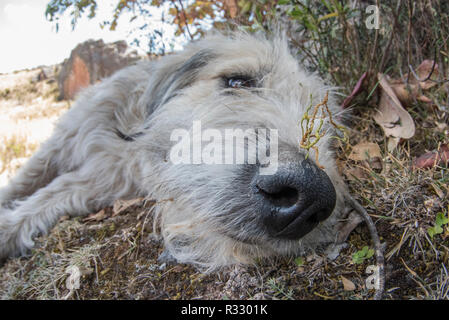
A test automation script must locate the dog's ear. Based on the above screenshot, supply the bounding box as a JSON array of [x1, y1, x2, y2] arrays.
[[145, 49, 216, 115]]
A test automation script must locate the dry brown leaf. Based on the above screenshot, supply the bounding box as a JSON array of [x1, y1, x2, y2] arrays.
[[341, 72, 367, 108], [341, 275, 356, 291], [112, 198, 144, 217], [344, 166, 370, 181], [349, 142, 382, 161], [413, 144, 449, 169], [83, 209, 107, 222], [390, 82, 430, 105], [373, 73, 415, 143], [416, 59, 439, 89], [224, 0, 239, 18], [387, 136, 401, 153], [389, 60, 438, 105]]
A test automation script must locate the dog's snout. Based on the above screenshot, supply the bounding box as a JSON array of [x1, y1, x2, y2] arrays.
[[253, 159, 336, 240]]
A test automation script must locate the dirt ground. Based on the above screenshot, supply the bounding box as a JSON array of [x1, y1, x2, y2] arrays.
[[0, 68, 448, 300]]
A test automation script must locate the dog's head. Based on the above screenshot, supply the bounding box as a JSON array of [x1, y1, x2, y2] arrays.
[[133, 32, 346, 269]]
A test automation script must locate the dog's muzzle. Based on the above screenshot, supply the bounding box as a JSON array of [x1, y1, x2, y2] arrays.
[[252, 159, 336, 240]]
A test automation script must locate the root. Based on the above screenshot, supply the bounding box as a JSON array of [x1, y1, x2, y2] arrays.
[[345, 192, 385, 300]]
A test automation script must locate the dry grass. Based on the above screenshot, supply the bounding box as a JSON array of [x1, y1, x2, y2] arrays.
[[337, 89, 449, 299], [0, 69, 69, 186], [0, 70, 448, 301], [0, 95, 446, 299]]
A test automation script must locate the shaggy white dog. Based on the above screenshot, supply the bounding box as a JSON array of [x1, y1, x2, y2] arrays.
[[0, 32, 347, 270]]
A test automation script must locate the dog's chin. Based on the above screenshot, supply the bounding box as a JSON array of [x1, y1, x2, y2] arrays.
[[224, 231, 265, 245], [224, 218, 339, 255], [220, 225, 303, 247], [215, 214, 328, 246]]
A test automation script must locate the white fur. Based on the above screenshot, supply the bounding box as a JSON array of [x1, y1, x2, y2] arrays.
[[0, 32, 346, 270]]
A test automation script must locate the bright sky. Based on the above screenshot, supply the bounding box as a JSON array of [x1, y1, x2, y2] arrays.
[[0, 0, 183, 74]]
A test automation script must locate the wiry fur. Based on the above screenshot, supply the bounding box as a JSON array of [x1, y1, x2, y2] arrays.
[[0, 32, 347, 270]]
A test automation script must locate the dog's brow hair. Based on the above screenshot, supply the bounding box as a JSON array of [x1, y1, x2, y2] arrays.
[[148, 49, 216, 113]]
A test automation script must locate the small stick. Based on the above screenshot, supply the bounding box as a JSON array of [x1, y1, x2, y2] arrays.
[[345, 193, 385, 300]]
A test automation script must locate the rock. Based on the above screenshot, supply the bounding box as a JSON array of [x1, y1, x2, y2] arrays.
[[58, 39, 141, 100], [31, 69, 47, 83], [32, 65, 59, 83]]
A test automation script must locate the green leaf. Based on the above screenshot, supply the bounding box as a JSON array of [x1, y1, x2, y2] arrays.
[[352, 246, 374, 264], [435, 212, 449, 227], [428, 212, 448, 239], [428, 225, 443, 238], [428, 227, 436, 239], [321, 0, 334, 13], [294, 257, 305, 266]]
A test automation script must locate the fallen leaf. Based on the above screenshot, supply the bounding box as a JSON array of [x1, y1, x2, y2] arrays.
[[416, 59, 439, 89], [344, 166, 370, 181], [341, 72, 367, 108], [112, 198, 144, 216], [373, 73, 415, 144], [387, 136, 401, 153], [413, 144, 449, 169], [224, 0, 239, 18], [84, 209, 107, 222], [390, 82, 425, 105], [336, 211, 363, 243], [349, 142, 382, 161], [341, 275, 356, 291], [389, 60, 438, 105], [390, 82, 433, 105]]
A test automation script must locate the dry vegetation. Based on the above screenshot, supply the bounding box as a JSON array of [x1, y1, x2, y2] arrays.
[[0, 0, 448, 300], [0, 68, 447, 300], [0, 69, 69, 186]]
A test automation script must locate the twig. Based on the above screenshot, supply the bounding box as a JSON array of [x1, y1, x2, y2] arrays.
[[379, 0, 402, 72], [406, 0, 413, 83], [177, 0, 193, 40], [367, 0, 380, 78], [345, 193, 385, 300], [408, 48, 449, 84], [170, 0, 193, 40]]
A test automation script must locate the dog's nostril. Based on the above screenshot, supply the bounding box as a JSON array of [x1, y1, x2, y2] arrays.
[[306, 211, 322, 224], [257, 185, 298, 208], [253, 159, 337, 240]]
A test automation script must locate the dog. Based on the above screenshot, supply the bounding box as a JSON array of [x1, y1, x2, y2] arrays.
[[0, 31, 347, 270]]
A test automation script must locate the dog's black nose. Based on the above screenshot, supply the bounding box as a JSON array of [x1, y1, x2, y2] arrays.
[[253, 159, 336, 240]]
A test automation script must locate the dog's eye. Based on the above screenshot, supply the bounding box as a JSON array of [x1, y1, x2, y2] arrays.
[[225, 77, 256, 89]]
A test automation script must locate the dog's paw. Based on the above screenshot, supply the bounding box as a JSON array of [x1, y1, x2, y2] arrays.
[[0, 210, 35, 260], [157, 248, 179, 266]]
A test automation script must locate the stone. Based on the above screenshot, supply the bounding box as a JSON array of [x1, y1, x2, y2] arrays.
[[58, 39, 141, 100]]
